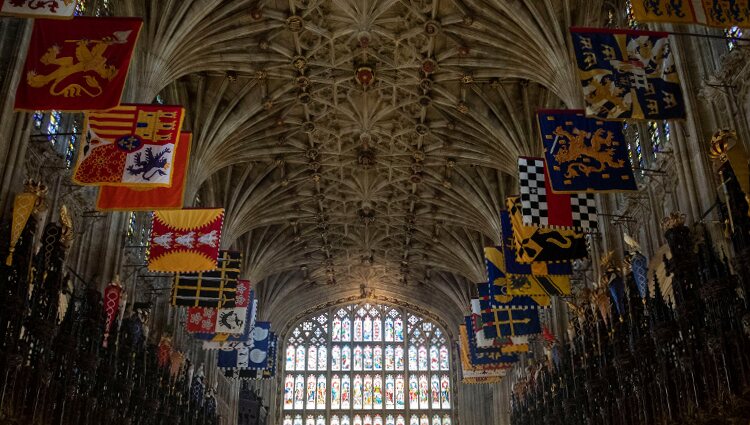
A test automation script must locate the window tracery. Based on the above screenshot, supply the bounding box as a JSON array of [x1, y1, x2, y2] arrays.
[[282, 304, 452, 425]]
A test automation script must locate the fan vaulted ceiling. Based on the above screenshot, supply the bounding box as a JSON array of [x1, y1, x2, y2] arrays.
[[115, 0, 609, 326]]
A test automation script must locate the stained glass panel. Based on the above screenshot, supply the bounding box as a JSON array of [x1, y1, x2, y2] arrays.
[[332, 346, 341, 370], [287, 346, 296, 371], [374, 346, 383, 370], [284, 375, 295, 409], [282, 304, 453, 423], [373, 375, 383, 409]]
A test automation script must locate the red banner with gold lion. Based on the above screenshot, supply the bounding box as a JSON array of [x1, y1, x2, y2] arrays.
[[15, 16, 142, 111]]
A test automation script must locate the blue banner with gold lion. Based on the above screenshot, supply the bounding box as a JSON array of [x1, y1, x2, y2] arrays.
[[538, 110, 638, 193], [570, 27, 685, 120]]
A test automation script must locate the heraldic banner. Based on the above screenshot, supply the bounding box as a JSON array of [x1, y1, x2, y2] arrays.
[[73, 104, 185, 187], [538, 110, 637, 193], [187, 280, 251, 335], [1, 0, 76, 18], [570, 27, 685, 120], [630, 0, 750, 27], [518, 157, 598, 231], [149, 208, 224, 273], [96, 133, 192, 211], [15, 17, 142, 111], [506, 196, 588, 264], [172, 250, 240, 307]]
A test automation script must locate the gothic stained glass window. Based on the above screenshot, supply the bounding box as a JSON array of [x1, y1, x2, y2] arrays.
[[281, 304, 454, 424]]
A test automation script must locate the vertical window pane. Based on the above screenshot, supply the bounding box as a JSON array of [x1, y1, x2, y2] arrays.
[[431, 375, 440, 409], [284, 375, 295, 409], [333, 317, 342, 341], [354, 415, 362, 425], [386, 415, 395, 425], [373, 346, 383, 370], [373, 316, 382, 341], [286, 345, 296, 371], [331, 375, 341, 409], [294, 415, 303, 425], [430, 346, 439, 371], [385, 317, 394, 341], [364, 316, 373, 341], [418, 375, 429, 409], [307, 375, 317, 409], [442, 416, 451, 425], [308, 346, 318, 371], [354, 317, 363, 341], [396, 416, 405, 425], [396, 375, 405, 409], [440, 375, 450, 409], [385, 375, 395, 409], [418, 346, 427, 371], [295, 375, 305, 409], [342, 317, 351, 341], [354, 346, 363, 370], [353, 375, 363, 409], [284, 415, 293, 425], [395, 346, 404, 370], [420, 415, 429, 425], [432, 415, 440, 425], [342, 416, 350, 425], [394, 317, 404, 341], [342, 345, 351, 371], [318, 346, 327, 371], [409, 376, 419, 409], [332, 345, 341, 370], [364, 374, 373, 409], [373, 375, 383, 409], [306, 416, 315, 425], [296, 346, 306, 370], [332, 416, 340, 425], [317, 416, 326, 425], [410, 416, 419, 425], [341, 375, 351, 409], [408, 347, 418, 370], [439, 346, 449, 371], [317, 375, 327, 409], [364, 346, 373, 370], [385, 346, 394, 370], [374, 415, 383, 425], [364, 415, 372, 425]]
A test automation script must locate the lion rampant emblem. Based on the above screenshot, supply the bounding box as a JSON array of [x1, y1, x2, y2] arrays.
[[551, 126, 625, 178], [26, 30, 133, 98]]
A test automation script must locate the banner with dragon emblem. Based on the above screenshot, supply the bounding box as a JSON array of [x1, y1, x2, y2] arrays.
[[1, 0, 76, 18], [538, 110, 638, 193], [73, 104, 185, 187], [149, 208, 224, 272], [630, 0, 750, 27], [506, 196, 588, 264], [186, 280, 251, 334], [97, 133, 192, 211], [15, 17, 142, 111], [570, 28, 685, 120]]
